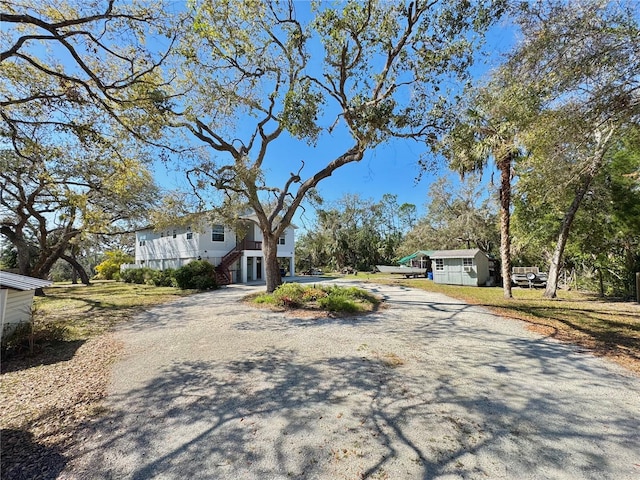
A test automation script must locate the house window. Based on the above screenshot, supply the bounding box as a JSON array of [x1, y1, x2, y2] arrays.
[[278, 235, 286, 245], [435, 259, 444, 271], [139, 240, 146, 246], [172, 230, 177, 238], [463, 258, 473, 267], [212, 224, 225, 242], [186, 226, 193, 240]]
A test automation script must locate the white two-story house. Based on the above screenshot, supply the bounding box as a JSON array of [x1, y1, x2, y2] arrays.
[[130, 215, 295, 285]]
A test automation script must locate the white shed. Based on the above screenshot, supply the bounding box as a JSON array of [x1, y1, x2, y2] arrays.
[[430, 249, 490, 287], [0, 271, 53, 341]]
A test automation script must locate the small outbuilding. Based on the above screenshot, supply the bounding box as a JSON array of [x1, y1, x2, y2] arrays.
[[397, 250, 435, 269], [430, 249, 490, 287], [0, 271, 53, 341]]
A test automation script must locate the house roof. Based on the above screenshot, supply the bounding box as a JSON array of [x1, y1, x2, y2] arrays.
[[0, 271, 53, 291], [397, 250, 436, 264], [430, 249, 485, 259], [135, 213, 298, 232]]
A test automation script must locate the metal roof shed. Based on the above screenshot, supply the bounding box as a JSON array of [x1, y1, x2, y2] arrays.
[[397, 250, 436, 268], [430, 249, 490, 286], [1, 271, 53, 341]]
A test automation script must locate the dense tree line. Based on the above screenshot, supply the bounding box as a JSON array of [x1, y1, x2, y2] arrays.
[[295, 194, 416, 272]]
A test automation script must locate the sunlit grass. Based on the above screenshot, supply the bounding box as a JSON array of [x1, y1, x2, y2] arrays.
[[34, 281, 194, 340]]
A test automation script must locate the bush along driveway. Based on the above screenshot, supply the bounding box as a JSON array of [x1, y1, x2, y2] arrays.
[[64, 280, 640, 479]]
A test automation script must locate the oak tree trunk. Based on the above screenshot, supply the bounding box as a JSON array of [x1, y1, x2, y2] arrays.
[[544, 178, 592, 299], [60, 254, 91, 285], [262, 234, 282, 293]]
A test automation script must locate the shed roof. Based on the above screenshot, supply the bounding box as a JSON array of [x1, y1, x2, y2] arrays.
[[0, 271, 53, 291], [430, 249, 485, 259], [397, 250, 436, 264]]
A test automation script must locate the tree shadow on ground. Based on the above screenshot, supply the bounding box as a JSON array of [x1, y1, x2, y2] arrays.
[[1, 340, 85, 374], [67, 340, 640, 479], [1, 429, 66, 480]]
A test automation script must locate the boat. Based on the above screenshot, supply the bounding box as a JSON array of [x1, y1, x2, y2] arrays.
[[375, 265, 427, 278]]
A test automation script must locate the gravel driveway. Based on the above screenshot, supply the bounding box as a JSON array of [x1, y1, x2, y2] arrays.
[[64, 279, 640, 479]]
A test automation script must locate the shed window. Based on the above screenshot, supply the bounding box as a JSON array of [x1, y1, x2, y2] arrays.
[[435, 259, 444, 271], [463, 258, 473, 267], [212, 224, 225, 242]]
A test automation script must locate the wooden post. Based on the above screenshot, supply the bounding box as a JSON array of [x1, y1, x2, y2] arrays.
[[636, 272, 639, 304]]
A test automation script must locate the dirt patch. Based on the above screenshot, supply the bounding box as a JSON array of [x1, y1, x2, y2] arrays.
[[1, 335, 123, 478]]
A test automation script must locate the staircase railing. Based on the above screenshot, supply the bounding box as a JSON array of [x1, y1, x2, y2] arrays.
[[215, 239, 262, 285]]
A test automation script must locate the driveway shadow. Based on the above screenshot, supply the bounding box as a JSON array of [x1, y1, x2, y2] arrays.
[[68, 343, 640, 479]]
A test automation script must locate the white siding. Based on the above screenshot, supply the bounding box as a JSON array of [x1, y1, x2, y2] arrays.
[[197, 225, 238, 256], [133, 221, 296, 282], [1, 289, 35, 340], [276, 227, 295, 256]]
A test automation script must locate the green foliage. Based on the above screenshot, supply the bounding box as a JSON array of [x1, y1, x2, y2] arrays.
[[296, 193, 417, 273], [150, 269, 177, 287], [513, 126, 640, 297], [120, 265, 212, 290], [399, 174, 499, 257], [317, 294, 359, 313], [252, 282, 379, 313], [94, 250, 134, 280], [173, 261, 218, 290], [120, 267, 153, 285]]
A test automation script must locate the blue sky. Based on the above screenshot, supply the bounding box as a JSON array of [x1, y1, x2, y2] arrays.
[[152, 5, 519, 230]]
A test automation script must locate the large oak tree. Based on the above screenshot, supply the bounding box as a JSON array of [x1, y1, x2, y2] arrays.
[[149, 0, 505, 292], [1, 0, 171, 279]]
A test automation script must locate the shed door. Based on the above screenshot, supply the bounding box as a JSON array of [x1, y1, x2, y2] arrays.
[[450, 259, 463, 285]]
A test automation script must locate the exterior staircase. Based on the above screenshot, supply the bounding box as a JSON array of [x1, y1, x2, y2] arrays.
[[215, 247, 242, 285], [215, 239, 262, 285]]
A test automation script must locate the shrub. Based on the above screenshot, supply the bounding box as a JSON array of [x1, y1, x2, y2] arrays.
[[120, 267, 153, 284], [272, 283, 306, 307], [1, 318, 67, 358], [317, 294, 360, 312], [173, 261, 217, 290], [256, 283, 379, 312], [301, 287, 328, 302], [150, 269, 176, 287], [95, 250, 134, 280]]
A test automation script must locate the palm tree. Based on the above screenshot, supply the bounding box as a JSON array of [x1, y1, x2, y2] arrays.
[[442, 81, 536, 299]]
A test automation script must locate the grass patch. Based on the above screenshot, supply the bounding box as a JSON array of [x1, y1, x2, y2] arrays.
[[247, 282, 381, 314], [4, 281, 194, 358], [364, 274, 640, 374]]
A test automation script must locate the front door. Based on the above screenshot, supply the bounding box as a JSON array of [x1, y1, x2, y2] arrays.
[[256, 257, 262, 280]]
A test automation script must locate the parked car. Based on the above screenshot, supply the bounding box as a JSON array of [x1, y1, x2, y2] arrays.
[[512, 266, 548, 288]]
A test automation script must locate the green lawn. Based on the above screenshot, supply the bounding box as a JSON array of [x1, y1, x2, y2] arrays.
[[32, 280, 193, 340]]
